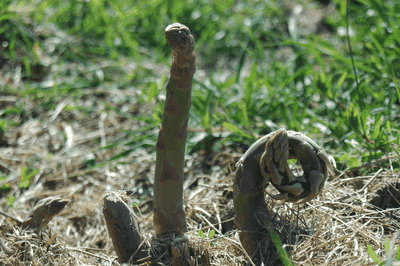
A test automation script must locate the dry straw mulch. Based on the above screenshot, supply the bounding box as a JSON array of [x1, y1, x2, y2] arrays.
[[0, 92, 399, 265]]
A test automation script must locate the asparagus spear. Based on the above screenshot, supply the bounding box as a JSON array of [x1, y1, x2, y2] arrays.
[[153, 23, 196, 236]]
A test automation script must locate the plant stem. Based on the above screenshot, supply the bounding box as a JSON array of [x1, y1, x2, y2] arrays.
[[153, 23, 196, 236]]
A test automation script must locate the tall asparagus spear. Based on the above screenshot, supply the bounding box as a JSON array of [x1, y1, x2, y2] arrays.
[[153, 23, 196, 236]]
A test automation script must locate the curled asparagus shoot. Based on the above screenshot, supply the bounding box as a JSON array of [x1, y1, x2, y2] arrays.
[[234, 128, 334, 256], [153, 23, 196, 236]]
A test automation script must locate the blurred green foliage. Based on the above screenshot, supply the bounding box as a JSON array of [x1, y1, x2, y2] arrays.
[[367, 236, 400, 266], [0, 176, 10, 192], [7, 195, 15, 207], [1, 0, 399, 171], [270, 229, 294, 266], [19, 166, 39, 188]]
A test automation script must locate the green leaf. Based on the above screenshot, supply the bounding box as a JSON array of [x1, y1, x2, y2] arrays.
[[270, 230, 294, 266], [198, 229, 204, 238], [146, 82, 158, 102], [0, 13, 13, 22], [0, 182, 10, 191], [367, 245, 383, 265], [108, 148, 135, 161], [396, 245, 400, 261], [208, 229, 215, 239], [239, 103, 250, 129], [369, 32, 386, 58], [222, 122, 252, 139], [202, 111, 211, 132], [396, 84, 400, 102], [7, 196, 15, 207], [0, 120, 6, 132], [334, 72, 347, 94], [339, 153, 361, 168], [373, 114, 383, 140], [20, 167, 29, 188], [384, 238, 390, 255], [20, 167, 39, 188], [23, 56, 31, 77]]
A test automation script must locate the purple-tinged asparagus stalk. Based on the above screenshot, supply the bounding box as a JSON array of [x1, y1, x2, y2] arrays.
[[153, 23, 196, 236]]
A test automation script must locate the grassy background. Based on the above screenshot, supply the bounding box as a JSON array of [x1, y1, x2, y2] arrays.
[[1, 0, 399, 172]]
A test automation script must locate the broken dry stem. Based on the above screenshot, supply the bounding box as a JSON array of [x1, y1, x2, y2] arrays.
[[103, 191, 146, 263], [21, 197, 70, 230]]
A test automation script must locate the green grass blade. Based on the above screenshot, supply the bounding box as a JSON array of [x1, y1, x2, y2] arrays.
[[367, 245, 383, 265], [270, 230, 294, 266]]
